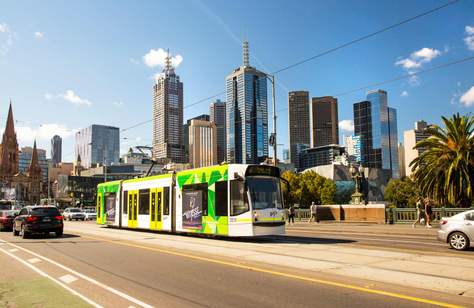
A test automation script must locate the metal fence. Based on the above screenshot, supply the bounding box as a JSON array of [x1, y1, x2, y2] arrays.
[[285, 207, 472, 223]]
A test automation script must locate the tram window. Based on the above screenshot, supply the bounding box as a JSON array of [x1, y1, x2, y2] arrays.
[[215, 181, 228, 216], [163, 187, 170, 215], [151, 192, 156, 222], [230, 180, 249, 216], [139, 189, 150, 215], [182, 183, 208, 216], [123, 191, 128, 214], [157, 192, 162, 221], [97, 195, 101, 218]]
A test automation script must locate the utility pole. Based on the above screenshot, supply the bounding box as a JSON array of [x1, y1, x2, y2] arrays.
[[267, 74, 277, 166]]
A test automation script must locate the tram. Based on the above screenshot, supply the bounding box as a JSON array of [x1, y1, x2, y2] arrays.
[[96, 164, 287, 237]]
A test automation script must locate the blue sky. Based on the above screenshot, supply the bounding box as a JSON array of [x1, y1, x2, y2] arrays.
[[0, 0, 473, 161]]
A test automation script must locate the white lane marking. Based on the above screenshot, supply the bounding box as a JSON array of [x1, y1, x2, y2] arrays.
[[0, 245, 102, 308], [9, 248, 18, 252], [28, 258, 41, 264], [0, 239, 153, 308], [59, 274, 78, 284]]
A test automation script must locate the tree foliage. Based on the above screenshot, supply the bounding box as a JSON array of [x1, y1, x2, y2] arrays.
[[384, 177, 419, 207], [410, 113, 474, 207], [281, 170, 336, 207]]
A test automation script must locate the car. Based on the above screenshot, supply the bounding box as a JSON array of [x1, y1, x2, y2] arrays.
[[0, 210, 15, 231], [83, 209, 96, 221], [12, 206, 63, 238], [438, 210, 474, 251], [63, 208, 86, 221]]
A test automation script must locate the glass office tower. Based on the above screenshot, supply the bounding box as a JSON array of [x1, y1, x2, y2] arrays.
[[354, 90, 399, 178], [226, 41, 268, 164]]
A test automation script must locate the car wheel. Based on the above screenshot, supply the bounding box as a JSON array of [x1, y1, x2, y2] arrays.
[[12, 226, 19, 236], [449, 232, 470, 251], [56, 230, 63, 238], [82, 218, 85, 221], [21, 225, 29, 239]]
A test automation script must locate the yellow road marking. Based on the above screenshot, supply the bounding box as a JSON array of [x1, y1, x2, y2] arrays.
[[79, 233, 463, 308]]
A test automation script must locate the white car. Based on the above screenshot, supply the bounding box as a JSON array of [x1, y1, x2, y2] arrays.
[[438, 210, 474, 250], [83, 209, 97, 221], [63, 208, 86, 221]]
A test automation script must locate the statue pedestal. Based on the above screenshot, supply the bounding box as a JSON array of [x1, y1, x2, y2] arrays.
[[351, 192, 364, 205]]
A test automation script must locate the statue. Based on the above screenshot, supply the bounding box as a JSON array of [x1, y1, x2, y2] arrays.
[[349, 164, 365, 205]]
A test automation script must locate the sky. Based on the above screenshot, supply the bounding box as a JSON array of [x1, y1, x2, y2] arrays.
[[0, 0, 473, 161]]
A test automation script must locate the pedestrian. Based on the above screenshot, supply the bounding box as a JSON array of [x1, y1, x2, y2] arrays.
[[309, 202, 318, 223], [412, 198, 423, 228], [424, 197, 433, 228], [288, 205, 295, 225]]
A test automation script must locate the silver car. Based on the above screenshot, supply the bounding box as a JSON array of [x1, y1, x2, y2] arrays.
[[438, 210, 474, 250], [63, 208, 86, 221]]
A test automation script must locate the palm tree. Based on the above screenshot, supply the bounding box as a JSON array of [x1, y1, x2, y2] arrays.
[[410, 113, 474, 207]]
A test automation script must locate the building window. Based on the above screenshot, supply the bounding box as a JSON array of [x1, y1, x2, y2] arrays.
[[215, 181, 228, 216], [139, 189, 150, 215]]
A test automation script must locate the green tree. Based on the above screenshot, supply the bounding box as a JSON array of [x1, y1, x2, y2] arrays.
[[384, 177, 419, 207], [410, 113, 474, 207], [281, 170, 300, 207], [281, 170, 336, 207]]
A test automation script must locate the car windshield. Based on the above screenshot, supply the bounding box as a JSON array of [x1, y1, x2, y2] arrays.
[[69, 209, 81, 213], [246, 176, 283, 210], [31, 207, 60, 216]]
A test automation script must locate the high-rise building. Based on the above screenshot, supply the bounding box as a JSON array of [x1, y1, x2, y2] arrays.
[[189, 119, 217, 168], [75, 124, 120, 168], [183, 114, 210, 163], [299, 144, 345, 170], [310, 96, 339, 148], [353, 90, 399, 178], [152, 50, 185, 163], [51, 135, 62, 165], [210, 99, 226, 164], [226, 41, 268, 164], [345, 135, 361, 163], [19, 145, 48, 183], [398, 143, 406, 178], [403, 120, 431, 177], [288, 91, 310, 170], [282, 149, 290, 163]]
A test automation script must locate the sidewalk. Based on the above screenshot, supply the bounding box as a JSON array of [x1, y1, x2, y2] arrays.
[[287, 221, 438, 236], [0, 245, 89, 308]]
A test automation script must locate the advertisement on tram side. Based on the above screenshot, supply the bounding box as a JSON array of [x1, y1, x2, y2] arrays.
[[182, 190, 203, 230]]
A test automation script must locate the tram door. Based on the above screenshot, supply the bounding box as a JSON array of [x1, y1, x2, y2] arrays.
[[150, 188, 163, 230], [128, 190, 138, 228]]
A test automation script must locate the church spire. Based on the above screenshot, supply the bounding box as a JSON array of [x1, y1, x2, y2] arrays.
[[28, 139, 42, 178], [0, 101, 19, 177], [4, 101, 16, 140]]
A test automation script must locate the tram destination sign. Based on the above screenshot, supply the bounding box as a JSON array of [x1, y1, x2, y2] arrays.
[[245, 165, 280, 178]]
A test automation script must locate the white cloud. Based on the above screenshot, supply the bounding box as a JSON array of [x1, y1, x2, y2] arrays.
[[460, 86, 474, 107], [15, 123, 76, 144], [401, 90, 408, 97], [464, 26, 474, 51], [395, 47, 442, 75], [0, 22, 14, 56], [34, 32, 44, 39], [45, 90, 92, 106], [339, 119, 354, 133], [143, 48, 183, 68], [113, 101, 124, 107]]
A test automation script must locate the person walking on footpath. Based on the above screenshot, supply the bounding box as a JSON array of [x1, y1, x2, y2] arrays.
[[309, 202, 318, 223], [288, 205, 295, 225], [424, 198, 433, 228], [412, 198, 423, 228]]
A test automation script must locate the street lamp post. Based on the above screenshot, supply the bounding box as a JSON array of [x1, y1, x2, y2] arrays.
[[266, 74, 277, 166]]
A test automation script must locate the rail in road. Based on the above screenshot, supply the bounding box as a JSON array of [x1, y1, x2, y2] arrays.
[[1, 222, 473, 308]]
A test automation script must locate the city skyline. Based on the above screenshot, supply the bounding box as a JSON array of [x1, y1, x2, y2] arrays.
[[0, 1, 473, 160]]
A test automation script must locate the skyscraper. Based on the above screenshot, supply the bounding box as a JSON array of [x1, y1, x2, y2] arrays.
[[288, 91, 310, 170], [353, 90, 399, 178], [210, 99, 226, 164], [75, 124, 120, 168], [403, 120, 431, 177], [226, 41, 268, 164], [183, 114, 210, 163], [345, 135, 361, 163], [152, 50, 185, 163], [310, 96, 339, 148], [51, 135, 62, 165], [189, 119, 217, 168]]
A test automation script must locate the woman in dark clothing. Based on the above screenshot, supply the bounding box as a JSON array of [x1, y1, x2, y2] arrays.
[[424, 198, 433, 228]]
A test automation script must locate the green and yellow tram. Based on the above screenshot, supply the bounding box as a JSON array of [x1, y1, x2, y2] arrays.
[[96, 164, 286, 237]]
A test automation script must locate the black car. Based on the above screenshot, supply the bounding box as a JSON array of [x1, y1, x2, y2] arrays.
[[0, 210, 15, 231], [13, 206, 63, 238]]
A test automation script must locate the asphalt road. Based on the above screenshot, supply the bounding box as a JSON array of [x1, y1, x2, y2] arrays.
[[0, 223, 471, 308]]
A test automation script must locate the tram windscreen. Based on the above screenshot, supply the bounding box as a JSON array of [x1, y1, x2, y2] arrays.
[[246, 177, 283, 210]]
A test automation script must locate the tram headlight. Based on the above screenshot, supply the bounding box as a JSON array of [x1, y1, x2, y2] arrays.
[[253, 211, 259, 222]]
